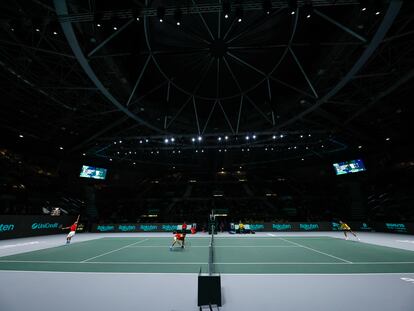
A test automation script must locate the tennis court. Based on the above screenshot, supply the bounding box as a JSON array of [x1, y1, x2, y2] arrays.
[[1, 235, 414, 274]]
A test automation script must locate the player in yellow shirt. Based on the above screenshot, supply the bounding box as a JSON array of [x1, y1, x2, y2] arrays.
[[238, 221, 245, 234], [339, 220, 360, 241]]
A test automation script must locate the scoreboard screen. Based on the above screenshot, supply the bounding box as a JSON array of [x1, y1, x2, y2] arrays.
[[80, 165, 107, 180], [333, 159, 366, 175]]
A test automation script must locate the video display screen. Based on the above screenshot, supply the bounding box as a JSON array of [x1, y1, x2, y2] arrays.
[[333, 159, 366, 175], [80, 165, 107, 180]]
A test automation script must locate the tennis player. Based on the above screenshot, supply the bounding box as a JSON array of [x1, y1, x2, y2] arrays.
[[62, 215, 80, 244], [182, 222, 187, 234], [170, 231, 186, 250], [238, 220, 245, 234], [339, 220, 360, 241]]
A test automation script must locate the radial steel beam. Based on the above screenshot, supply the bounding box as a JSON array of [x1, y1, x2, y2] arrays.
[[126, 55, 151, 107], [54, 0, 166, 134], [193, 96, 201, 135], [314, 10, 367, 43], [275, 0, 403, 130], [289, 47, 319, 98], [192, 0, 215, 41], [87, 19, 134, 57], [345, 67, 414, 124], [236, 96, 243, 134]]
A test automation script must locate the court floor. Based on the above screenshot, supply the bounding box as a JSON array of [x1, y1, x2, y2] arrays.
[[1, 235, 414, 274]]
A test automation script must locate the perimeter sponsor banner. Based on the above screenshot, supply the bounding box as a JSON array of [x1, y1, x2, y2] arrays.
[[91, 222, 414, 233], [0, 215, 75, 240], [331, 222, 373, 231], [374, 222, 414, 234], [271, 222, 332, 231], [92, 223, 182, 233]]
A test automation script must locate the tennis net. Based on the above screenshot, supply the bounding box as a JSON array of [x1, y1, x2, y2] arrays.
[[208, 224, 215, 275]]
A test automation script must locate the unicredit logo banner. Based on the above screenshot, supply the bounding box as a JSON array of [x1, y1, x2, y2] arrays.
[[0, 224, 15, 232], [31, 223, 59, 230]]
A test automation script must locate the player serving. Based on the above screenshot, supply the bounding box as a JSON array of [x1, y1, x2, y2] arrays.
[[62, 215, 80, 245], [170, 231, 186, 250], [339, 220, 360, 241]]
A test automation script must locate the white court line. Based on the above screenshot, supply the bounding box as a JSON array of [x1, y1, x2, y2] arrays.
[[1, 260, 414, 265], [1, 270, 414, 276], [279, 237, 353, 264], [0, 242, 40, 249], [81, 238, 149, 262], [126, 245, 300, 248]]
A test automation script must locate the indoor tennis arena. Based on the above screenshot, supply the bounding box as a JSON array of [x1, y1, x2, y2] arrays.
[[1, 0, 413, 310]]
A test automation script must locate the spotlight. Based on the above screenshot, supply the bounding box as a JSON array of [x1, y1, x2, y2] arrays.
[[164, 138, 169, 143], [301, 158, 304, 161], [171, 137, 175, 142], [223, 0, 231, 19], [19, 134, 24, 138], [358, 145, 362, 149], [53, 31, 58, 35], [218, 137, 222, 141], [245, 136, 250, 140], [119, 140, 122, 143], [132, 8, 141, 21], [59, 146, 64, 150], [110, 158, 113, 161], [300, 135, 303, 138], [263, 0, 272, 15], [280, 134, 284, 138], [304, 1, 313, 19], [35, 28, 40, 32], [252, 135, 256, 139], [113, 26, 117, 30], [140, 140, 143, 144], [358, 0, 368, 12], [385, 137, 390, 141], [197, 136, 202, 141], [272, 135, 276, 139], [157, 6, 165, 23], [236, 6, 243, 22], [96, 24, 101, 27], [191, 138, 196, 142], [94, 11, 104, 26], [201, 150, 204, 153], [288, 0, 297, 15], [145, 139, 149, 143], [174, 8, 182, 26], [83, 153, 86, 156], [375, 11, 380, 15], [225, 136, 229, 140]]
